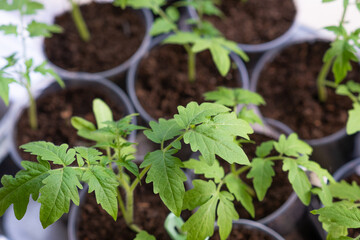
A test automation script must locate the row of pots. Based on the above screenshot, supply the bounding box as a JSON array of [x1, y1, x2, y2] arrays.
[[0, 34, 357, 240]]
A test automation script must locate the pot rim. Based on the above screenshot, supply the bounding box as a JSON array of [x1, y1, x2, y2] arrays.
[[333, 157, 360, 181], [9, 77, 136, 169], [230, 219, 285, 240], [126, 34, 250, 124], [250, 37, 350, 147], [185, 0, 299, 53], [43, 6, 153, 80]]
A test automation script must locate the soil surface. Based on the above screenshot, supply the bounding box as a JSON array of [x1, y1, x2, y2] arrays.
[[44, 2, 145, 73], [211, 225, 275, 240], [77, 183, 171, 240], [16, 86, 124, 163], [204, 0, 296, 45], [257, 41, 359, 140], [136, 44, 241, 120]]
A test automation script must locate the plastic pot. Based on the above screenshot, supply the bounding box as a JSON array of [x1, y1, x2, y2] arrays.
[[44, 3, 153, 81], [9, 77, 136, 169], [185, 0, 299, 53], [250, 38, 357, 173], [126, 34, 250, 123]]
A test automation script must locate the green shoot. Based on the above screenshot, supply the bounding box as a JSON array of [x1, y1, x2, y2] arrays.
[[124, 0, 248, 82], [69, 0, 90, 42], [0, 0, 64, 130], [317, 0, 360, 102]]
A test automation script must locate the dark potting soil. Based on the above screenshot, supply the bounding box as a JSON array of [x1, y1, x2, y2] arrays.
[[204, 0, 296, 45], [77, 183, 171, 240], [16, 87, 124, 162], [44, 3, 145, 73], [136, 44, 240, 120], [211, 225, 275, 240], [257, 41, 359, 140]]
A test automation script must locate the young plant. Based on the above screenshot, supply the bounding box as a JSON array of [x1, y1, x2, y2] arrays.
[[312, 179, 360, 239], [120, 0, 248, 82], [0, 99, 147, 235], [317, 0, 360, 102], [0, 0, 64, 129]]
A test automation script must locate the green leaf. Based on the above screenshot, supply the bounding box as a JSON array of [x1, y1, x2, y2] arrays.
[[329, 181, 360, 202], [209, 43, 230, 76], [225, 174, 254, 218], [184, 121, 249, 165], [163, 31, 200, 45], [274, 134, 312, 157], [347, 104, 360, 134], [0, 24, 17, 35], [174, 102, 229, 129], [183, 156, 224, 183], [214, 38, 248, 62], [27, 20, 62, 37], [238, 108, 263, 125], [38, 167, 82, 228], [150, 18, 177, 36], [141, 150, 186, 216], [118, 160, 139, 178], [346, 80, 360, 93], [0, 161, 49, 219], [82, 166, 119, 220], [74, 147, 102, 165], [296, 156, 335, 183], [323, 39, 358, 84], [182, 179, 216, 210], [71, 117, 96, 132], [134, 231, 156, 240], [34, 61, 64, 88], [247, 158, 275, 201], [0, 76, 15, 105], [144, 119, 182, 144], [283, 158, 311, 205], [21, 141, 76, 166], [217, 191, 239, 240], [22, 0, 44, 15], [182, 196, 218, 240], [166, 6, 180, 22], [312, 201, 360, 229], [255, 141, 274, 158], [210, 112, 253, 139], [93, 98, 113, 129], [121, 0, 165, 11]]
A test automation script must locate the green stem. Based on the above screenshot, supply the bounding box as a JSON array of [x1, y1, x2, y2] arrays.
[[26, 86, 38, 130], [156, 6, 196, 83], [235, 166, 250, 176], [70, 0, 90, 42], [163, 134, 184, 152], [130, 165, 151, 192], [317, 57, 334, 102], [187, 49, 196, 82], [230, 164, 236, 175]]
